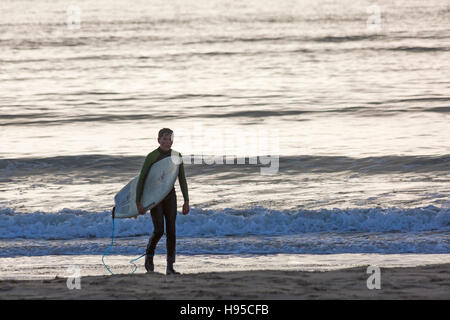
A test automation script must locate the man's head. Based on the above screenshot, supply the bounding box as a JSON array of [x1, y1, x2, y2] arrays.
[[158, 128, 173, 151]]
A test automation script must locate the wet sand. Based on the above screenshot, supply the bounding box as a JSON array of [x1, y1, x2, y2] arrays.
[[0, 263, 448, 300]]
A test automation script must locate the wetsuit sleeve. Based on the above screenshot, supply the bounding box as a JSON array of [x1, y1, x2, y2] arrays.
[[178, 153, 189, 202], [136, 150, 159, 204]]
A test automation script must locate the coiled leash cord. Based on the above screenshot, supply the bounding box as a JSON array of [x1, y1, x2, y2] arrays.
[[102, 207, 146, 275]]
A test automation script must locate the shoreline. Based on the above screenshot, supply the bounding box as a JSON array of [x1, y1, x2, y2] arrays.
[[1, 263, 448, 300], [1, 253, 449, 280]]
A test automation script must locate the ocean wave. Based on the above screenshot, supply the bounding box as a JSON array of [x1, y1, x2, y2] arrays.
[[1, 155, 448, 180], [0, 113, 175, 126], [386, 46, 450, 52], [0, 205, 448, 240], [2, 100, 449, 126]]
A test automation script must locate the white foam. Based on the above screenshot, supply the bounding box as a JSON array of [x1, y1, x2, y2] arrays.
[[0, 205, 448, 240]]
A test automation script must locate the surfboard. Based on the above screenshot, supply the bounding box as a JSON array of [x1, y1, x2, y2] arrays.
[[113, 151, 181, 219]]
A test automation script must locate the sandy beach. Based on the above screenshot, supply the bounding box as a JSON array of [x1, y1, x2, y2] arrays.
[[0, 263, 448, 300], [1, 0, 449, 310]]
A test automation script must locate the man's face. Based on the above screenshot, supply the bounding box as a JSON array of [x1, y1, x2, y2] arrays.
[[158, 133, 173, 151]]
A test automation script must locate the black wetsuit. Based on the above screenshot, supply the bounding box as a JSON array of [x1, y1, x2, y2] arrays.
[[136, 147, 189, 265]]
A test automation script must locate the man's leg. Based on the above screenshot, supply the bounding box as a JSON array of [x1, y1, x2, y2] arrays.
[[163, 190, 178, 274], [146, 203, 165, 272]]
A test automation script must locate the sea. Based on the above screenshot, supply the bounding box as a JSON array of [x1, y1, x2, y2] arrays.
[[0, 0, 449, 279]]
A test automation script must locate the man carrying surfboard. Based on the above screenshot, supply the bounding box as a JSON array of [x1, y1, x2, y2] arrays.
[[136, 128, 190, 275]]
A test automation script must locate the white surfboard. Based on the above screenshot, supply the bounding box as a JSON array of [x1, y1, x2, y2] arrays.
[[113, 151, 181, 219]]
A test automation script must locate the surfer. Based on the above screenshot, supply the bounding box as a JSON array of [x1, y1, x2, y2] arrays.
[[136, 128, 190, 275]]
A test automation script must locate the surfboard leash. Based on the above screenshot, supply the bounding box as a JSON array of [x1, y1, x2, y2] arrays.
[[102, 206, 146, 275], [101, 207, 116, 275]]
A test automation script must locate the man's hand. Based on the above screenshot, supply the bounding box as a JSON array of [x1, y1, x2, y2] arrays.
[[182, 201, 190, 215], [136, 202, 146, 215]]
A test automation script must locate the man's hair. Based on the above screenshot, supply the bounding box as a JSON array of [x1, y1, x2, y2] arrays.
[[158, 128, 173, 139]]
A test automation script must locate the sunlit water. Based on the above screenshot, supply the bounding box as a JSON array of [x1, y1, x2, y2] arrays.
[[0, 0, 449, 274]]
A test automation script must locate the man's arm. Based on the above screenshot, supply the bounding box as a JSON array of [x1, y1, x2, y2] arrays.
[[178, 154, 189, 203], [178, 153, 189, 215]]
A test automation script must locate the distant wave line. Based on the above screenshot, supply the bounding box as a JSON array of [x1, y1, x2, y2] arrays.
[[1, 154, 449, 177], [2, 102, 450, 126]]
